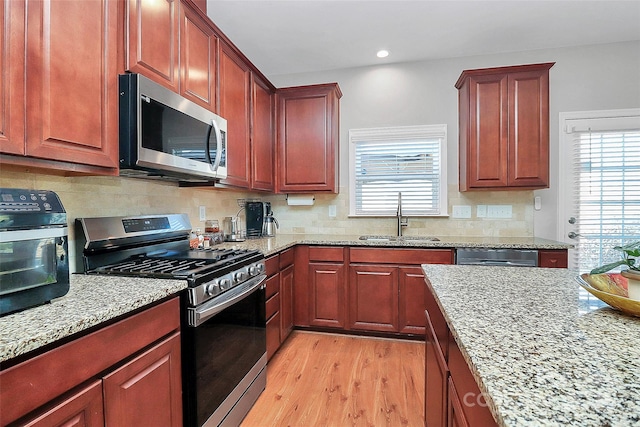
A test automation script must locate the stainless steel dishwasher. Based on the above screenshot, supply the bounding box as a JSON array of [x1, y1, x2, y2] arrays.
[[456, 248, 538, 267]]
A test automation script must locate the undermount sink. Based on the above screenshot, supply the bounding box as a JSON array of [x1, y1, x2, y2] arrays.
[[358, 235, 440, 242]]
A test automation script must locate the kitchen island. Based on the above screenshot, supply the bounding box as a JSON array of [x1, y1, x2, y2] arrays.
[[422, 265, 640, 426]]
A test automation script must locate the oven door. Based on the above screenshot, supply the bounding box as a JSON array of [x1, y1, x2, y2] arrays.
[[0, 227, 70, 316], [182, 275, 267, 427]]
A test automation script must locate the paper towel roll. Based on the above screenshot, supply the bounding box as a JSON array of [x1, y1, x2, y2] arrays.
[[286, 194, 315, 206]]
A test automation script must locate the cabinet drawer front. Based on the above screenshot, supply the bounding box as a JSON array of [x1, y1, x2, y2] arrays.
[[538, 250, 568, 268], [350, 248, 453, 265], [266, 312, 281, 360], [309, 246, 344, 262], [0, 298, 180, 425], [266, 293, 280, 319], [279, 248, 295, 269], [265, 254, 280, 277], [265, 274, 280, 299]]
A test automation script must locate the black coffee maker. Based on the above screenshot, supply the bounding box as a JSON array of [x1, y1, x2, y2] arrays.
[[245, 201, 270, 238]]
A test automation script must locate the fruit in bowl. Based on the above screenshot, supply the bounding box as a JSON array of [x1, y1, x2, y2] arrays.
[[590, 241, 640, 302]]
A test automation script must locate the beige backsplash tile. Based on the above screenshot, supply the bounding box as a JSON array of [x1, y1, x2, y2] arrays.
[[2, 171, 534, 267]]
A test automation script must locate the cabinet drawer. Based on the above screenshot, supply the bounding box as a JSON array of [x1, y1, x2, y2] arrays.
[[350, 248, 454, 265], [279, 248, 295, 269], [265, 274, 280, 299], [538, 250, 568, 268], [265, 255, 280, 277], [309, 246, 344, 262], [0, 298, 180, 425], [266, 293, 280, 319]]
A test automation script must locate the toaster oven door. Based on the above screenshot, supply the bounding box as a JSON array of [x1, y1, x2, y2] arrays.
[[0, 227, 70, 316]]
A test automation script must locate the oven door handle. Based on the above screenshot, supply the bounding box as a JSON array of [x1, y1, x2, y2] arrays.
[[188, 274, 267, 327]]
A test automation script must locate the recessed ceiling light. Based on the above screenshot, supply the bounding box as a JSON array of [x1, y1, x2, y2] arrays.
[[376, 50, 389, 58]]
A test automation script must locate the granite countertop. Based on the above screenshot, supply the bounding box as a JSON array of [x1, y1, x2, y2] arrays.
[[214, 234, 571, 256], [0, 275, 186, 364], [422, 265, 640, 426]]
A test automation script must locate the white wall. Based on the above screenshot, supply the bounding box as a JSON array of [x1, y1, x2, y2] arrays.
[[269, 41, 640, 239]]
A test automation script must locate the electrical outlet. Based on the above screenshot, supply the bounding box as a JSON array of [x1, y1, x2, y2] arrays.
[[452, 205, 472, 218], [199, 206, 206, 221], [328, 205, 337, 218], [477, 205, 487, 218], [487, 205, 512, 219]]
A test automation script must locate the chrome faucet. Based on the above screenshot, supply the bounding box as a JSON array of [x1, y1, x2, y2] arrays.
[[396, 192, 408, 236]]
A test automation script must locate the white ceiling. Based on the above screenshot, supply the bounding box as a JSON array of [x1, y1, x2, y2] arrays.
[[206, 0, 640, 78]]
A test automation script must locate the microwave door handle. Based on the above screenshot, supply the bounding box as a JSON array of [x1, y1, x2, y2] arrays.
[[210, 119, 222, 172]]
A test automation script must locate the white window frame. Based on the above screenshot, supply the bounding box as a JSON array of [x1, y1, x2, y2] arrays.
[[348, 124, 448, 217]]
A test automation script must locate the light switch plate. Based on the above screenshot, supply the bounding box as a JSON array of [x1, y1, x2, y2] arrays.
[[487, 205, 512, 218], [452, 205, 472, 218], [328, 205, 337, 218], [477, 205, 487, 218], [199, 206, 206, 221]]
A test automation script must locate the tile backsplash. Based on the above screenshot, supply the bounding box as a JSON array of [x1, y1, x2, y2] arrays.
[[1, 168, 533, 269]]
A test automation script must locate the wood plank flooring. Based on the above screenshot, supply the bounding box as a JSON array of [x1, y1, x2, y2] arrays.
[[241, 331, 425, 427]]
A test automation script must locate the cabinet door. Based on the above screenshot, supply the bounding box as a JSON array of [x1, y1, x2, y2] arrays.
[[280, 263, 295, 341], [276, 84, 341, 193], [125, 0, 179, 90], [19, 380, 104, 427], [179, 1, 217, 110], [466, 73, 509, 189], [507, 68, 550, 188], [266, 294, 281, 360], [425, 312, 448, 427], [447, 378, 469, 427], [219, 43, 251, 188], [399, 266, 426, 335], [251, 74, 275, 191], [0, 0, 25, 155], [24, 0, 118, 168], [349, 265, 398, 332], [309, 262, 346, 328], [103, 332, 183, 427]]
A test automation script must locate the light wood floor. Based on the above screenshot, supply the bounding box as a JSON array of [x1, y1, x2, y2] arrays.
[[241, 331, 425, 427]]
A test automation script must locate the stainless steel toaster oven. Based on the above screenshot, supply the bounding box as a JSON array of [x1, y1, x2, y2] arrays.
[[0, 188, 69, 316]]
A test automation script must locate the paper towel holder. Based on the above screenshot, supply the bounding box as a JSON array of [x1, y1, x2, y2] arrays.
[[286, 194, 315, 206]]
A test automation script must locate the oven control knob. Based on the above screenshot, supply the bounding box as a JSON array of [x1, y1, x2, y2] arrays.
[[206, 283, 220, 296], [234, 271, 246, 282], [249, 265, 262, 276], [219, 279, 231, 290]]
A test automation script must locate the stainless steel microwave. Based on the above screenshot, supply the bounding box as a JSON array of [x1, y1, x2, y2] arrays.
[[119, 73, 227, 181]]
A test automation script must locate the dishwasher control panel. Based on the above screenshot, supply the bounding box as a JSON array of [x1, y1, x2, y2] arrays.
[[456, 248, 538, 267]]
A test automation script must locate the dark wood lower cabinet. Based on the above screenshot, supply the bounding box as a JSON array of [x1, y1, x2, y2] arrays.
[[349, 265, 398, 332], [399, 266, 427, 335], [18, 380, 104, 427], [103, 332, 182, 427], [309, 262, 346, 328], [447, 377, 469, 427], [425, 312, 448, 427]]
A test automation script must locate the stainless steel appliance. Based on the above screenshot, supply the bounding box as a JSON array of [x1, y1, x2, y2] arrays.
[[76, 214, 266, 427], [263, 203, 278, 237], [0, 188, 69, 316], [245, 201, 269, 239], [456, 248, 538, 267], [119, 73, 228, 182]]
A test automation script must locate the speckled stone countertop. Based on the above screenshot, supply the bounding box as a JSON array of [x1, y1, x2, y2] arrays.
[[214, 234, 571, 256], [0, 275, 186, 363], [422, 265, 640, 426]]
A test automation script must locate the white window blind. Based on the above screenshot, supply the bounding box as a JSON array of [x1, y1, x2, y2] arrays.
[[565, 115, 640, 272], [349, 125, 447, 216]]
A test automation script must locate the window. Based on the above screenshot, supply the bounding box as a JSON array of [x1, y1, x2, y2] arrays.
[[560, 110, 640, 271], [349, 125, 447, 216]]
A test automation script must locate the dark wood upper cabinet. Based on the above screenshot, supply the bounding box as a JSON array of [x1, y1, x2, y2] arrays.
[[456, 62, 554, 191], [23, 0, 119, 169], [0, 0, 25, 156], [251, 74, 276, 192], [219, 42, 252, 188], [125, 0, 179, 91], [276, 84, 342, 193], [179, 1, 217, 111]]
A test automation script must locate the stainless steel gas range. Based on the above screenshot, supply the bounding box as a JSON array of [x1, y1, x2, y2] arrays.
[[76, 213, 267, 427]]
